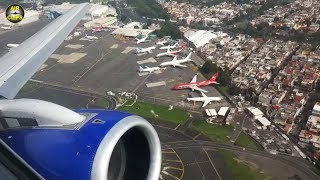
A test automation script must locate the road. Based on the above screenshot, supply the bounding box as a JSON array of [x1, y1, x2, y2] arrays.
[[162, 140, 320, 180]]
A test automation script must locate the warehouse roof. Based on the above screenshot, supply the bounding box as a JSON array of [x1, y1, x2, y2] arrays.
[[184, 30, 217, 48], [205, 109, 217, 117], [257, 117, 271, 127], [247, 107, 264, 116], [218, 107, 229, 116]]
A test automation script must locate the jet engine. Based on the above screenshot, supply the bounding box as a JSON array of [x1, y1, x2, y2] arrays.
[[0, 99, 161, 180]]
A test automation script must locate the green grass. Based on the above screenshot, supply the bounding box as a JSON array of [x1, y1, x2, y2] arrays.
[[96, 97, 109, 108], [235, 132, 264, 150], [192, 120, 233, 143], [118, 100, 189, 124], [20, 82, 38, 93], [217, 150, 270, 180]]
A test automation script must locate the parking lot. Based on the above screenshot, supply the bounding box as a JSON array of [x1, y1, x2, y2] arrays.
[[2, 23, 230, 113]]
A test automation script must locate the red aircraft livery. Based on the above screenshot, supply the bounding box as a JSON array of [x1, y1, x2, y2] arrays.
[[92, 24, 103, 33], [173, 73, 219, 93]]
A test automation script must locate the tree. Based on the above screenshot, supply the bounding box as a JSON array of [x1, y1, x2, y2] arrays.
[[199, 61, 231, 86], [153, 21, 181, 40]]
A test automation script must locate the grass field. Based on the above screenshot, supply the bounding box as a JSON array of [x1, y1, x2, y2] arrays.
[[118, 100, 189, 124], [96, 97, 109, 108], [217, 150, 270, 180], [235, 132, 264, 150], [192, 120, 233, 143]]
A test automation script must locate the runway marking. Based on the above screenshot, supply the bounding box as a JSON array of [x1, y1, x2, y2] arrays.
[[121, 46, 135, 54], [172, 148, 184, 179], [162, 171, 179, 180], [71, 51, 111, 85], [162, 151, 175, 154], [193, 133, 202, 140], [204, 149, 222, 180], [137, 58, 157, 64], [162, 159, 181, 163], [132, 74, 151, 93], [65, 44, 84, 49], [174, 124, 181, 130], [165, 166, 183, 171], [110, 44, 118, 49], [146, 81, 166, 88]]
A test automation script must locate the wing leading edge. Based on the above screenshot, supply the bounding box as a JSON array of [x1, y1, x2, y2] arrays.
[[0, 3, 90, 99]]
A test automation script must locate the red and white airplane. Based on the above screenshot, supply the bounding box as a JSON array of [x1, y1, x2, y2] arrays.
[[173, 73, 219, 93], [92, 24, 103, 33], [156, 46, 184, 58]]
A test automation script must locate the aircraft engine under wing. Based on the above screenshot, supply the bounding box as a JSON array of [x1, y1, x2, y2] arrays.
[[0, 109, 161, 180]]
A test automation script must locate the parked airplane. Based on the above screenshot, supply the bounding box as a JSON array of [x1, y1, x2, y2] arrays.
[[156, 39, 169, 46], [139, 66, 161, 74], [84, 34, 98, 40], [1, 26, 11, 30], [7, 44, 19, 48], [187, 92, 222, 107], [135, 46, 156, 54], [92, 24, 103, 33], [173, 73, 219, 93], [160, 52, 192, 67], [159, 42, 179, 50], [0, 4, 161, 179], [156, 47, 184, 58], [136, 34, 151, 44]]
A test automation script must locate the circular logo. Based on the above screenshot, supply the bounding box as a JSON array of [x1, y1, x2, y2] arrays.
[[6, 4, 24, 23]]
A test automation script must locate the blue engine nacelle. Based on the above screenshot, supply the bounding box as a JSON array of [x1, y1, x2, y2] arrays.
[[0, 99, 161, 180]]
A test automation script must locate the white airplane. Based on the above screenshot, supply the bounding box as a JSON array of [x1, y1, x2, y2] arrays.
[[156, 47, 183, 58], [7, 44, 19, 48], [136, 35, 150, 44], [135, 46, 156, 54], [160, 52, 192, 68], [159, 42, 179, 50], [84, 34, 98, 40], [187, 92, 222, 107], [156, 39, 169, 46], [139, 66, 160, 74], [1, 26, 11, 30]]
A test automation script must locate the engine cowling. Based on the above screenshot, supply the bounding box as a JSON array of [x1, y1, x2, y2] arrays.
[[0, 107, 161, 180]]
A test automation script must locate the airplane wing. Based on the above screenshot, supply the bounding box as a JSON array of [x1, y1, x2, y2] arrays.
[[191, 86, 208, 93], [0, 3, 90, 99], [174, 64, 187, 68], [202, 100, 210, 107], [190, 74, 197, 83], [200, 91, 207, 97], [172, 56, 178, 61]]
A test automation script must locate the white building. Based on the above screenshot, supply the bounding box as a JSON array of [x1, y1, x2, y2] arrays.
[[184, 30, 218, 49], [218, 107, 229, 117], [256, 117, 271, 127], [205, 109, 217, 118], [246, 107, 264, 119]]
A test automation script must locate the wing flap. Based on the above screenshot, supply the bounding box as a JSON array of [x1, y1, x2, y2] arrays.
[[0, 3, 90, 99]]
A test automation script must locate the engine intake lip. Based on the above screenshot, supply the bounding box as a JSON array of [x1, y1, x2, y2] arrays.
[[91, 115, 161, 180]]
